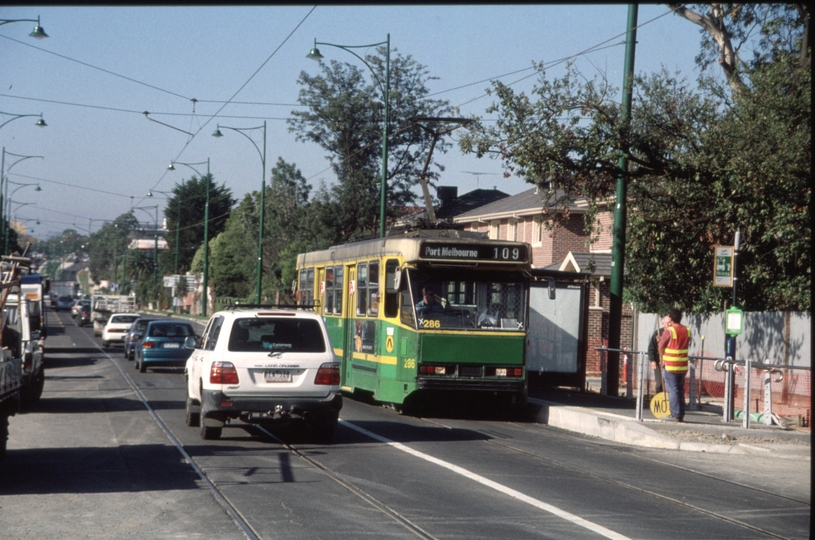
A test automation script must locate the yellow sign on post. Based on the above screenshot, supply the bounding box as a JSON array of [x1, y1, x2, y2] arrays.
[[713, 245, 734, 287], [650, 392, 671, 418]]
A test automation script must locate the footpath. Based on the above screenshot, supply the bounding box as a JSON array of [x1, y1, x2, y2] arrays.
[[528, 386, 810, 459]]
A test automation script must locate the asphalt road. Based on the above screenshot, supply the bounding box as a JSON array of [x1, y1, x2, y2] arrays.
[[0, 310, 810, 539]]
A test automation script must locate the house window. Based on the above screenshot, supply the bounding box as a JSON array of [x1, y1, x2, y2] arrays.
[[508, 219, 518, 241], [489, 220, 499, 240], [532, 216, 543, 246]]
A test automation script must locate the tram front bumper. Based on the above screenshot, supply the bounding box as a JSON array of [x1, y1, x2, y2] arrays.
[[417, 377, 525, 393]]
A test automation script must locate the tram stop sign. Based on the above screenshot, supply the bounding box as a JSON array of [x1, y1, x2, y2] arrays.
[[725, 306, 744, 336]]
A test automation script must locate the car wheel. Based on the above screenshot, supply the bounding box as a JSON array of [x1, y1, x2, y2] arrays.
[[185, 396, 200, 427], [0, 414, 8, 461], [138, 358, 146, 373], [200, 420, 222, 440], [102, 341, 109, 348], [20, 367, 45, 409]]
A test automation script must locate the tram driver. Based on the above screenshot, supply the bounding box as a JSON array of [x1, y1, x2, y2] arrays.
[[416, 286, 445, 316]]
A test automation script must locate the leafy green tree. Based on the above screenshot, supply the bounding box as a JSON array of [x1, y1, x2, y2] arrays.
[[207, 194, 258, 300], [289, 48, 455, 241], [88, 213, 139, 285], [460, 38, 809, 311], [161, 174, 235, 275]]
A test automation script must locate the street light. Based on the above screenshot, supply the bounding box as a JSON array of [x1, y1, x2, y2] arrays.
[[0, 15, 49, 38], [133, 205, 159, 290], [4, 181, 40, 253], [307, 34, 390, 238], [1, 149, 44, 254], [166, 158, 211, 316], [212, 123, 266, 303], [0, 111, 48, 132]]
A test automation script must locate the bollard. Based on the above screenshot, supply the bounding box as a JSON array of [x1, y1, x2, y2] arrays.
[[600, 348, 607, 396], [722, 358, 734, 422], [635, 352, 645, 422], [688, 359, 697, 411], [742, 358, 751, 429]]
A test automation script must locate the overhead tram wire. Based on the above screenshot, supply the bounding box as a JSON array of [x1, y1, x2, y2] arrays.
[[137, 5, 318, 209], [6, 7, 674, 206], [454, 6, 678, 109]]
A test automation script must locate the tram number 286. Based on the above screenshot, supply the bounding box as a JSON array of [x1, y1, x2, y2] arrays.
[[494, 247, 522, 260]]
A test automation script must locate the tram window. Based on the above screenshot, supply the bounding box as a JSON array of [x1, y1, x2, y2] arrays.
[[325, 267, 334, 314], [400, 289, 415, 327], [334, 266, 344, 314], [384, 259, 399, 318], [368, 261, 379, 317], [356, 263, 367, 316], [299, 268, 315, 306]]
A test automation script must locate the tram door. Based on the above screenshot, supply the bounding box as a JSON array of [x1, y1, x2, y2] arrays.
[[343, 265, 356, 385]]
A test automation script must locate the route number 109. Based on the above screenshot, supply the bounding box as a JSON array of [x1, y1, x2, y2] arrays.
[[493, 247, 521, 260]]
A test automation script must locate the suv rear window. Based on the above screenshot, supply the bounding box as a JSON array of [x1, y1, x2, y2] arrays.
[[227, 317, 326, 353]]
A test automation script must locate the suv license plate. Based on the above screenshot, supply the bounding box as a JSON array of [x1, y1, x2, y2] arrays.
[[163, 342, 180, 348], [264, 370, 292, 383]]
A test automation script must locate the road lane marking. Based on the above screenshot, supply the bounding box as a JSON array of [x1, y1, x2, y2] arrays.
[[341, 420, 632, 540]]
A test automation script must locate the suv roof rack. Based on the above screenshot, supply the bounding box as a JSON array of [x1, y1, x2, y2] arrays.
[[223, 303, 317, 312]]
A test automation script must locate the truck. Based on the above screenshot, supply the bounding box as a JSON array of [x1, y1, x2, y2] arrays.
[[20, 273, 48, 357], [91, 294, 136, 337], [48, 280, 77, 308], [1, 249, 44, 460]]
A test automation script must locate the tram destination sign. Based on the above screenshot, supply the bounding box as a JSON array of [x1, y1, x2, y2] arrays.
[[420, 241, 529, 262]]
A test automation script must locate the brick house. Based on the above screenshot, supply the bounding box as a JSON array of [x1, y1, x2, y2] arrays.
[[451, 187, 631, 379]]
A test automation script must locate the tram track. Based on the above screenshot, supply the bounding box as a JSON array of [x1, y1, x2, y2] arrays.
[[66, 314, 261, 540], [444, 417, 809, 540], [253, 424, 440, 540], [70, 316, 436, 539]]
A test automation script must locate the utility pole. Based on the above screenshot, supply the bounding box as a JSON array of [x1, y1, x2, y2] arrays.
[[607, 4, 638, 396]]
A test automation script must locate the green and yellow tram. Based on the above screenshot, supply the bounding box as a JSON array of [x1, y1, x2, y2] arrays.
[[296, 228, 532, 410]]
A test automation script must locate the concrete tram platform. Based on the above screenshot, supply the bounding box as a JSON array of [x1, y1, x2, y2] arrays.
[[527, 386, 811, 459]]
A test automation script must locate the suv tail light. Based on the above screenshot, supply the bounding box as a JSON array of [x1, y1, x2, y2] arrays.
[[142, 342, 155, 349], [314, 362, 340, 385], [210, 361, 239, 384]]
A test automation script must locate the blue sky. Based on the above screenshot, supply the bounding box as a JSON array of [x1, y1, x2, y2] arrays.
[[1, 5, 708, 240]]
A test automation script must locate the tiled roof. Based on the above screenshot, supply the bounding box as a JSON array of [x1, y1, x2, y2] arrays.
[[453, 187, 590, 221], [435, 188, 510, 219]]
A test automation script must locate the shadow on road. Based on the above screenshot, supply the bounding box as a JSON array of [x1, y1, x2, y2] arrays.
[[0, 444, 203, 495]]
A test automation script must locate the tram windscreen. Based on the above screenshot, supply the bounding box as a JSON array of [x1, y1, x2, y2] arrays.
[[400, 269, 527, 331]]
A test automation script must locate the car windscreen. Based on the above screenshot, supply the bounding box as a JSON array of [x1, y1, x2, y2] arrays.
[[227, 317, 326, 353], [147, 323, 194, 337]]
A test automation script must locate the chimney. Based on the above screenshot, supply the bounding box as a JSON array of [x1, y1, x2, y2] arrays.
[[436, 186, 458, 207]]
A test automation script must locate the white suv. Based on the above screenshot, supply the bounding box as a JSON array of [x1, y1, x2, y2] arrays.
[[184, 307, 342, 442]]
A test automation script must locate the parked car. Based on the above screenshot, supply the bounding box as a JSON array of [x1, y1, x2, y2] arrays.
[[71, 297, 91, 318], [183, 307, 341, 442], [101, 313, 140, 347], [77, 305, 91, 327], [54, 295, 75, 311], [123, 317, 161, 360], [135, 320, 197, 373]]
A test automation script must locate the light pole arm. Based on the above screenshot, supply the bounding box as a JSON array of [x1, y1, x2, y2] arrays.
[[0, 112, 45, 131]]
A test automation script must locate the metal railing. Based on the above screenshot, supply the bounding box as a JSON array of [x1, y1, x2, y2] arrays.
[[595, 346, 811, 428]]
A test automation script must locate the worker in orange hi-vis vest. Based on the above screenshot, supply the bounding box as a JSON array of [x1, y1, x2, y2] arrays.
[[658, 308, 691, 422]]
